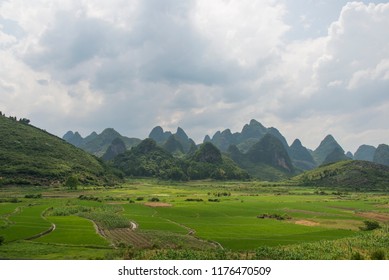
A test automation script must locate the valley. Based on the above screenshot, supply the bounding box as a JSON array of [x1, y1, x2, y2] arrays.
[[0, 114, 388, 260], [1, 180, 389, 260]]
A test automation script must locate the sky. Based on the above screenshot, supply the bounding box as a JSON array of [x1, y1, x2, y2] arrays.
[[1, 0, 388, 153]]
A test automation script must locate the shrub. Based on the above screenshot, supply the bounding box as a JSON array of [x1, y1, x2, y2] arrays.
[[24, 194, 42, 199], [185, 198, 203, 202], [371, 250, 386, 260], [0, 235, 4, 246], [149, 197, 160, 202], [360, 220, 380, 231], [65, 176, 79, 190], [351, 252, 364, 260]]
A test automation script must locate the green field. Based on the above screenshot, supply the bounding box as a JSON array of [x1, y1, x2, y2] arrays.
[[1, 180, 389, 259]]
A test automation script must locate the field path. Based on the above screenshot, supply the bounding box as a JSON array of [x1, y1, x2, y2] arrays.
[[25, 223, 56, 240], [163, 218, 224, 249], [130, 221, 138, 230], [25, 207, 56, 240], [164, 218, 196, 235]]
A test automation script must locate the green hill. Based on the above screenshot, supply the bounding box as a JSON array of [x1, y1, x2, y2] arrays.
[[112, 139, 248, 180], [373, 144, 389, 167], [321, 147, 350, 165], [247, 134, 294, 172], [227, 134, 295, 181], [112, 138, 187, 180], [102, 137, 127, 161], [0, 115, 119, 186], [354, 144, 376, 161], [149, 126, 197, 154], [289, 139, 316, 170], [291, 160, 389, 191], [312, 135, 344, 165]]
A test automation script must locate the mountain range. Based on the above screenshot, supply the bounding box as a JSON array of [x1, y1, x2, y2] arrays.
[[1, 111, 387, 187], [62, 119, 389, 182], [63, 128, 141, 157]]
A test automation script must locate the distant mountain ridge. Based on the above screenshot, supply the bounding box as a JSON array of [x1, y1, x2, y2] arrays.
[[63, 119, 389, 179], [289, 139, 316, 170], [227, 133, 296, 181], [149, 126, 197, 155], [63, 128, 141, 157], [205, 119, 290, 153], [312, 134, 345, 165]]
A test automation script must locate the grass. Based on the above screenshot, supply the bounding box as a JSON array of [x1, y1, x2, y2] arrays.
[[0, 114, 118, 186], [0, 203, 51, 241], [36, 216, 109, 246], [1, 179, 389, 259]]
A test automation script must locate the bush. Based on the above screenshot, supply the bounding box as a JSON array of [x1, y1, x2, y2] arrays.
[[65, 176, 79, 190], [351, 252, 364, 260], [185, 198, 203, 202], [24, 194, 42, 199], [371, 250, 386, 260], [360, 220, 380, 231], [0, 235, 4, 245], [149, 197, 160, 202]]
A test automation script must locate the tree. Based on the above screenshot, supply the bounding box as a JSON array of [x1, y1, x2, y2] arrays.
[[0, 235, 4, 246], [19, 118, 30, 125], [65, 176, 79, 190]]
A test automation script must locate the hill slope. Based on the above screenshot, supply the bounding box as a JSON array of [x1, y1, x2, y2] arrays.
[[112, 139, 248, 180], [373, 144, 389, 166], [291, 160, 389, 191], [0, 115, 119, 186], [289, 139, 317, 170], [312, 135, 344, 165], [354, 144, 376, 161], [228, 134, 295, 181]]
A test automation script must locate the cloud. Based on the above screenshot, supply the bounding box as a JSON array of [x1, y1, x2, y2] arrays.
[[0, 0, 388, 151]]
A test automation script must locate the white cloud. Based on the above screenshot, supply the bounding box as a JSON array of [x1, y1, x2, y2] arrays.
[[0, 0, 388, 151], [192, 0, 288, 67]]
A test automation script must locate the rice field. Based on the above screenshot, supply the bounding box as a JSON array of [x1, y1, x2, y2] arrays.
[[0, 179, 389, 259]]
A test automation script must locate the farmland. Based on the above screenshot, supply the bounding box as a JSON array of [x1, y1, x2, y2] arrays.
[[1, 180, 389, 259]]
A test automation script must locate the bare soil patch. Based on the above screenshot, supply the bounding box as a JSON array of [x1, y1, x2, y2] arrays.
[[144, 202, 172, 208], [294, 220, 320, 227]]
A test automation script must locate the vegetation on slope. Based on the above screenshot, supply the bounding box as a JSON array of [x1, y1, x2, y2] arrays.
[[228, 134, 296, 181], [112, 138, 188, 180], [0, 115, 119, 186], [291, 160, 389, 191], [112, 139, 249, 180], [312, 134, 344, 165]]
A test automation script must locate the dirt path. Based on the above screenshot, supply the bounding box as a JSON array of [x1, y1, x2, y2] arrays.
[[163, 218, 223, 249], [25, 207, 56, 241], [25, 223, 56, 240]]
